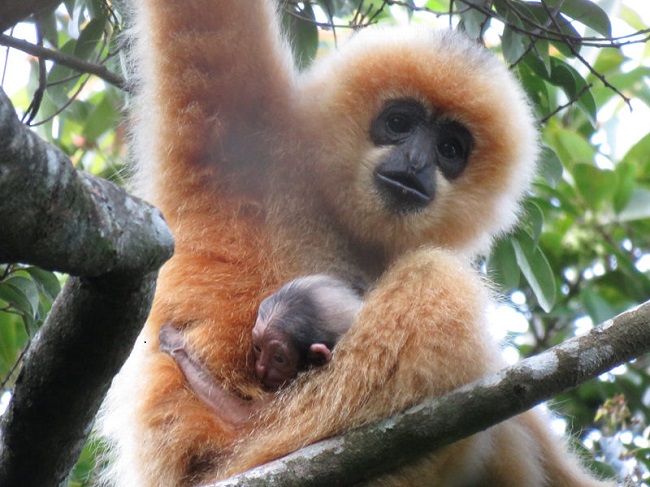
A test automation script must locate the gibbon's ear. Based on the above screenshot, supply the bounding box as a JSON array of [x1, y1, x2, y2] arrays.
[[309, 343, 333, 366]]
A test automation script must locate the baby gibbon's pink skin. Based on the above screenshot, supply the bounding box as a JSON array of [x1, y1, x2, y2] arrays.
[[252, 275, 363, 390], [159, 323, 262, 426]]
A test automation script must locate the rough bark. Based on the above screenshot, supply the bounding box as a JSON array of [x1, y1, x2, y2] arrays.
[[208, 300, 650, 487], [0, 273, 157, 486], [0, 87, 174, 486], [0, 89, 170, 276]]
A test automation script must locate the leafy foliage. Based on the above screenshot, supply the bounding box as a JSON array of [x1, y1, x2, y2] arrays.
[[1, 0, 649, 484]]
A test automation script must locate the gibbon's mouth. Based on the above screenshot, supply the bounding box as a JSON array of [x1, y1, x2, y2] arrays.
[[374, 168, 435, 212]]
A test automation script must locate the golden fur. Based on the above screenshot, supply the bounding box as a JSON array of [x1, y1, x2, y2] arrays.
[[98, 1, 613, 485]]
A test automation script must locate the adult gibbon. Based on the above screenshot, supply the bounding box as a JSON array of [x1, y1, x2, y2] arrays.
[[99, 1, 614, 485]]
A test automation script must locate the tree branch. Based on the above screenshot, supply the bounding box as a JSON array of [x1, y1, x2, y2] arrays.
[[0, 89, 168, 276], [0, 87, 174, 486], [0, 273, 158, 486], [0, 33, 127, 91], [208, 300, 650, 487]]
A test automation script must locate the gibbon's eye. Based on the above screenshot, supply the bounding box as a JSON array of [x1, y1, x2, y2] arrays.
[[438, 138, 462, 159], [273, 354, 285, 364], [436, 121, 473, 180], [371, 99, 426, 145], [386, 114, 415, 135]]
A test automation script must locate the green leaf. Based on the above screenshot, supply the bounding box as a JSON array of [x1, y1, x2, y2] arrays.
[[517, 63, 550, 114], [571, 163, 617, 210], [283, 3, 319, 70], [550, 24, 581, 58], [551, 127, 595, 168], [510, 1, 582, 57], [0, 312, 22, 376], [522, 200, 544, 244], [83, 96, 119, 143], [89, 0, 106, 17], [523, 50, 551, 79], [425, 0, 450, 10], [581, 288, 616, 324], [549, 59, 597, 124], [603, 66, 650, 104], [488, 237, 520, 292], [46, 39, 77, 106], [74, 16, 108, 61], [24, 267, 61, 301], [38, 11, 60, 48], [0, 282, 34, 317], [502, 25, 527, 65], [592, 48, 626, 76], [545, 0, 612, 37], [613, 161, 635, 214], [621, 132, 650, 173], [539, 231, 565, 265], [459, 5, 490, 41], [619, 5, 647, 31], [616, 188, 650, 222], [538, 145, 564, 188], [512, 232, 557, 312], [5, 276, 40, 318], [0, 285, 36, 336]]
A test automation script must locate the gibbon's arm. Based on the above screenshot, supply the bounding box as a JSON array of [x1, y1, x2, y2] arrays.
[[159, 323, 270, 426], [221, 249, 503, 482], [221, 250, 614, 486], [131, 0, 295, 208]]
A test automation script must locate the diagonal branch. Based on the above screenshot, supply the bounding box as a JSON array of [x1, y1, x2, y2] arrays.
[[0, 33, 127, 91], [207, 300, 650, 486]]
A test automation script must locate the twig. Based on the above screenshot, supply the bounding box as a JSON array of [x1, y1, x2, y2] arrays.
[[21, 20, 46, 125], [538, 82, 594, 124], [0, 341, 30, 392], [538, 0, 632, 111], [0, 33, 126, 91]]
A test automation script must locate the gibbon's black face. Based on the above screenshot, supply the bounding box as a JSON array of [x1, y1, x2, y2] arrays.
[[370, 99, 473, 214]]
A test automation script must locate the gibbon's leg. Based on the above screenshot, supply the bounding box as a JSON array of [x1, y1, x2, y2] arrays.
[[362, 412, 612, 487], [514, 409, 616, 486], [219, 248, 506, 483]]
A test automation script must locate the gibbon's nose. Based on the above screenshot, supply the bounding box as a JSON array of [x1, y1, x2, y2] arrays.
[[373, 126, 437, 213], [406, 128, 434, 172]]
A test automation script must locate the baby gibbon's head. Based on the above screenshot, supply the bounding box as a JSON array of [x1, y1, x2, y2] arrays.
[[298, 28, 538, 258]]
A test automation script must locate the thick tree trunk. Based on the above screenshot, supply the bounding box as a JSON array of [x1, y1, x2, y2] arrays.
[[0, 88, 174, 486]]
